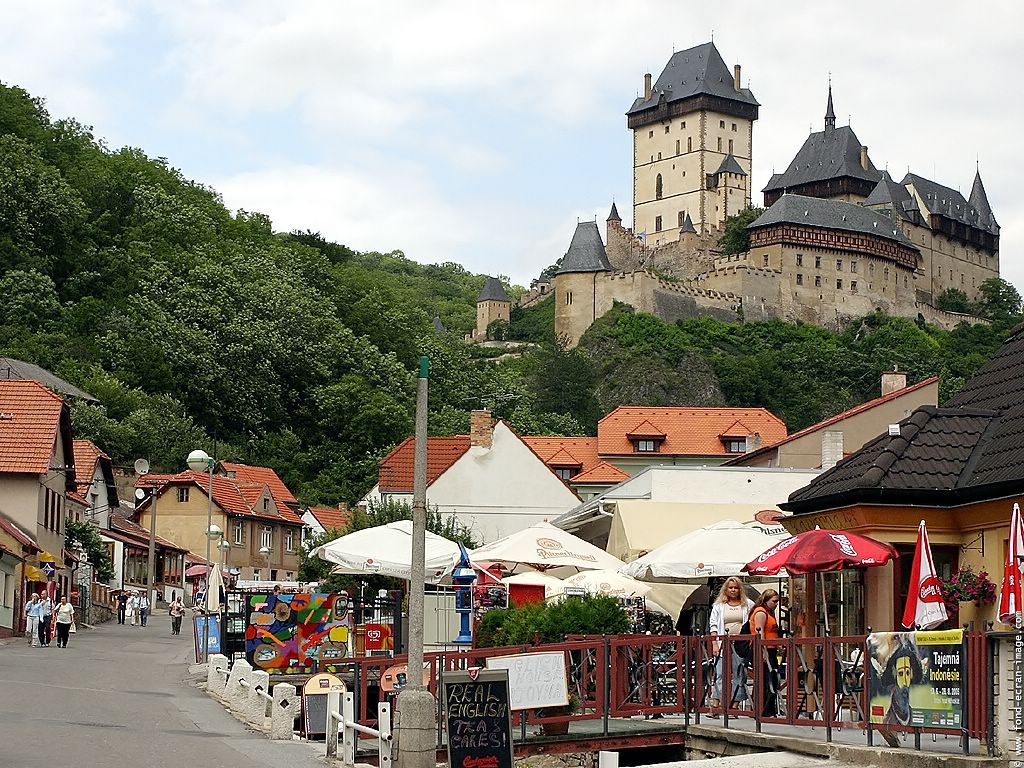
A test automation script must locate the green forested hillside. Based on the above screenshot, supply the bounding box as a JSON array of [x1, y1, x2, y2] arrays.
[[1, 82, 1020, 506]]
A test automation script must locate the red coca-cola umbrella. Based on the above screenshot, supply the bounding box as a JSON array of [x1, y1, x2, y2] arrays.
[[743, 526, 898, 634]]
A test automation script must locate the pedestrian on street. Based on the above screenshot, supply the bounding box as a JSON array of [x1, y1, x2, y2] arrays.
[[54, 595, 75, 648], [708, 576, 754, 716], [127, 591, 140, 626], [139, 592, 150, 627], [168, 595, 185, 635], [115, 589, 128, 624], [750, 589, 782, 719], [38, 592, 54, 647], [25, 593, 41, 647]]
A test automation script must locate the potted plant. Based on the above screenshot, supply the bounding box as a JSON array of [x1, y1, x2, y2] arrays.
[[540, 691, 580, 736], [940, 567, 997, 611]]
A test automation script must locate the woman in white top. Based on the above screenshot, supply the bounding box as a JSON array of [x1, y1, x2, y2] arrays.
[[707, 576, 755, 713], [53, 595, 75, 648]]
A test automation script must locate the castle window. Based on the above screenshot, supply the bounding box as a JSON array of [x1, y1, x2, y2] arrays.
[[870, 263, 875, 276], [665, 125, 670, 134], [678, 211, 685, 227], [851, 261, 858, 273], [796, 274, 803, 285], [728, 138, 734, 154], [960, 274, 964, 285], [884, 267, 890, 281], [732, 123, 737, 131], [658, 152, 662, 160], [655, 216, 663, 232], [763, 254, 769, 267], [815, 256, 821, 269], [634, 439, 658, 453], [938, 266, 942, 277], [676, 139, 680, 154], [687, 137, 692, 152], [565, 291, 573, 306], [649, 130, 654, 138], [655, 174, 663, 200], [720, 120, 725, 129], [836, 279, 843, 290], [681, 121, 686, 129], [836, 259, 843, 271], [796, 254, 803, 267], [851, 281, 858, 292], [814, 276, 822, 288], [717, 137, 722, 152]]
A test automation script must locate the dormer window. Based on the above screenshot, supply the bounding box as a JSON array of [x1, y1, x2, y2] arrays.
[[723, 438, 746, 453], [554, 466, 581, 481], [263, 497, 270, 512], [634, 439, 659, 453], [627, 419, 667, 454]]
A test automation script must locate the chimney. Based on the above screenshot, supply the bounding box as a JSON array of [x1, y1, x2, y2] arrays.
[[470, 409, 494, 449], [644, 73, 652, 100], [821, 430, 844, 470], [881, 369, 907, 396], [733, 64, 742, 92], [745, 432, 762, 453], [860, 145, 869, 171]]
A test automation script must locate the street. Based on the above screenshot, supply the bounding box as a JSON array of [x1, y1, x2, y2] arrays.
[[0, 615, 327, 768]]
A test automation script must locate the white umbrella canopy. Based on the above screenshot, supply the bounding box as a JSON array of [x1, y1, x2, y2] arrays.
[[623, 520, 790, 583], [312, 520, 461, 583], [561, 569, 693, 616], [206, 563, 225, 613], [502, 570, 566, 599], [470, 521, 625, 574]]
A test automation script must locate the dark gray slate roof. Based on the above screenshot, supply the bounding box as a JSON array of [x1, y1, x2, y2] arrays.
[[762, 125, 881, 193], [556, 221, 613, 274], [478, 277, 510, 302], [714, 154, 747, 176], [747, 194, 917, 249], [863, 171, 913, 219], [680, 212, 697, 233], [627, 42, 758, 115], [969, 170, 997, 230], [784, 323, 1024, 511], [902, 173, 999, 235], [0, 358, 98, 403], [607, 202, 621, 222]]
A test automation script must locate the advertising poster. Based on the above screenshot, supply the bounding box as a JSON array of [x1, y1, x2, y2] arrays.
[[866, 629, 964, 729], [193, 614, 222, 661], [245, 592, 351, 673]]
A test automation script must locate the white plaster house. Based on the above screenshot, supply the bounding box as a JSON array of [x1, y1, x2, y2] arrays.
[[361, 412, 582, 544]]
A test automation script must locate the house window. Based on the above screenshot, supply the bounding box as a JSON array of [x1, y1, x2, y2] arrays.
[[261, 526, 273, 550], [763, 254, 769, 267], [177, 487, 189, 503], [271, 569, 278, 581], [554, 467, 575, 481], [815, 256, 821, 269], [837, 279, 843, 290], [836, 259, 843, 271], [655, 174, 663, 199], [655, 216, 662, 232], [634, 439, 658, 453], [723, 439, 746, 453], [253, 569, 261, 581], [851, 280, 858, 292], [285, 529, 295, 552], [285, 572, 294, 581], [796, 254, 803, 267], [233, 520, 244, 545], [814, 275, 822, 288], [796, 274, 803, 285]]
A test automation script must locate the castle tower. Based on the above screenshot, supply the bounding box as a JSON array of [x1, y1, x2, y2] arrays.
[[475, 276, 511, 340], [553, 221, 613, 348], [824, 83, 836, 132], [627, 42, 758, 244]]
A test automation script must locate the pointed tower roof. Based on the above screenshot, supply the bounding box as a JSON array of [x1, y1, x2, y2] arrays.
[[968, 169, 996, 227], [478, 276, 510, 303], [863, 170, 912, 218], [824, 83, 836, 131], [680, 212, 697, 233], [607, 202, 621, 222], [555, 221, 613, 274], [714, 153, 747, 176]]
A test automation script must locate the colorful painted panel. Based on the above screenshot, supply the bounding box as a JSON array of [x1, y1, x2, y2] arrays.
[[245, 592, 352, 674]]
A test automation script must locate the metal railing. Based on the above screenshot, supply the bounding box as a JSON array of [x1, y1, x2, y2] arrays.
[[326, 690, 392, 767]]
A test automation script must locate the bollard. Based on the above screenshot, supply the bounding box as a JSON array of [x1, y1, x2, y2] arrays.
[[326, 690, 341, 758], [206, 653, 230, 696], [271, 682, 298, 740], [247, 670, 271, 726], [225, 657, 253, 710]]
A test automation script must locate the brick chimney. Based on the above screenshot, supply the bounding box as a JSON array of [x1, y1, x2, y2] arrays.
[[860, 145, 869, 171], [881, 370, 907, 396], [470, 409, 494, 449], [644, 73, 652, 100], [745, 432, 762, 453], [733, 64, 742, 92], [821, 430, 844, 470]]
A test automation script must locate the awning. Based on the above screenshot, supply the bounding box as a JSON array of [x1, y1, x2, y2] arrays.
[[37, 550, 65, 568], [24, 565, 48, 581], [606, 501, 789, 563]]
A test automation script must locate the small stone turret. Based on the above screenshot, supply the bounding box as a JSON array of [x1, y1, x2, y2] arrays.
[[474, 277, 511, 341]]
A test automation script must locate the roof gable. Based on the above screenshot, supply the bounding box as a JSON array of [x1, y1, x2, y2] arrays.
[[570, 461, 630, 485], [378, 436, 472, 493], [478, 276, 511, 302], [903, 172, 999, 235], [139, 470, 304, 525], [521, 436, 600, 474], [763, 125, 880, 193], [0, 380, 73, 481], [308, 505, 351, 532], [598, 406, 787, 457], [627, 42, 758, 115]]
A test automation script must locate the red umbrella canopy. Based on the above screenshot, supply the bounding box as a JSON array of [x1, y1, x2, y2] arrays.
[[743, 527, 898, 575]]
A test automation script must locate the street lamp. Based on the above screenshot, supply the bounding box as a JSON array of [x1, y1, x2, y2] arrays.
[[187, 449, 216, 662], [218, 540, 231, 569]]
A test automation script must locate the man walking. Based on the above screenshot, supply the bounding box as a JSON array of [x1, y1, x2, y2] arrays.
[[139, 591, 150, 627], [115, 589, 128, 625], [168, 595, 185, 635], [38, 591, 54, 647], [127, 591, 140, 626], [25, 593, 41, 647]]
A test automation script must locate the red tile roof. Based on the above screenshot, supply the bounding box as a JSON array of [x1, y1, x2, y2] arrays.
[[0, 380, 70, 475], [220, 462, 297, 503], [137, 471, 304, 526], [725, 377, 940, 465], [71, 439, 104, 490], [569, 460, 630, 484], [308, 505, 351, 532], [522, 437, 599, 471], [597, 406, 787, 457], [378, 436, 471, 492]]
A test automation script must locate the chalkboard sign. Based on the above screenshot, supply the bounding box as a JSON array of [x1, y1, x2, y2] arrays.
[[302, 673, 345, 737], [443, 669, 513, 768], [486, 651, 568, 711]]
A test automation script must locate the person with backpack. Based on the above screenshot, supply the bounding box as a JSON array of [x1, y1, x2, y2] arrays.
[[749, 589, 782, 718], [707, 577, 755, 715]]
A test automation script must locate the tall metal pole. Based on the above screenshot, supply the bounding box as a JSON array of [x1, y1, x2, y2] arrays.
[[147, 484, 158, 614], [203, 459, 214, 662], [395, 356, 435, 768]]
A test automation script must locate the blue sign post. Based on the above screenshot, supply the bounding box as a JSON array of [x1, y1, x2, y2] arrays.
[[452, 546, 476, 645]]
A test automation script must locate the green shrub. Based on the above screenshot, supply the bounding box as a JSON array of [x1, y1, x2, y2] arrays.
[[476, 595, 628, 647]]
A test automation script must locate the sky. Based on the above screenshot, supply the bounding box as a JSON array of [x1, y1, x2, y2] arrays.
[[1, 2, 1022, 291]]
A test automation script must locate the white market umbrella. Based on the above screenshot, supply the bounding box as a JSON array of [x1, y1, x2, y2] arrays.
[[624, 520, 790, 583], [901, 519, 948, 630], [561, 569, 692, 616], [206, 562, 225, 613], [999, 503, 1024, 625], [470, 521, 625, 574], [312, 520, 461, 584], [502, 570, 566, 599]]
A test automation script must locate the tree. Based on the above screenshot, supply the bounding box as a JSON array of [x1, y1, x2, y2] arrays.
[[975, 277, 1022, 321], [936, 288, 973, 314], [717, 207, 764, 255], [64, 519, 115, 582], [526, 338, 601, 431]]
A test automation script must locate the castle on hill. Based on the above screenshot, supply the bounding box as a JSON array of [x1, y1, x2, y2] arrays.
[[504, 41, 1001, 347]]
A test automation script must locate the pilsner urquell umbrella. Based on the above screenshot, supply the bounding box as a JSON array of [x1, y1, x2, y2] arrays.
[[901, 520, 948, 630], [743, 526, 898, 634], [998, 502, 1024, 626]]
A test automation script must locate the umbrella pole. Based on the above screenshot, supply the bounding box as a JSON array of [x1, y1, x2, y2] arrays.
[[818, 572, 830, 636]]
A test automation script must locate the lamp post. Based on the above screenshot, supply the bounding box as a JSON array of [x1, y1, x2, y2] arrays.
[[219, 540, 231, 569], [187, 449, 216, 662]]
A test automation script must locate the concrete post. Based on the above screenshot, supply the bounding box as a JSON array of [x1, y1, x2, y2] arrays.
[[206, 653, 230, 696], [995, 631, 1023, 761], [341, 691, 357, 766], [225, 657, 252, 710], [270, 682, 298, 740], [247, 669, 271, 726], [326, 690, 341, 759]]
